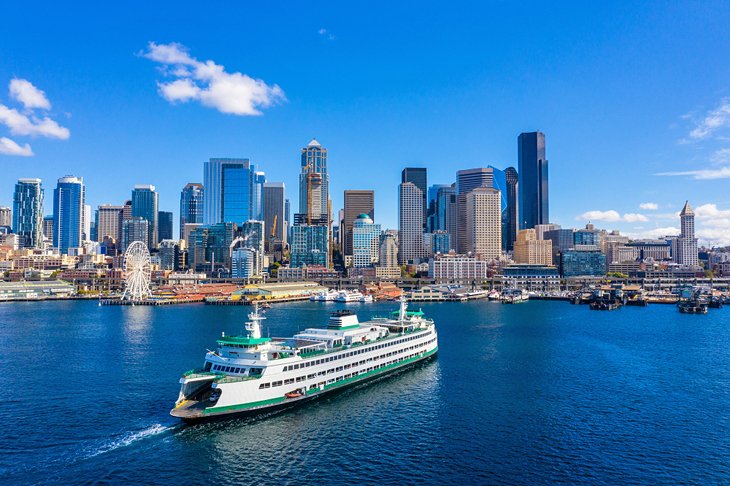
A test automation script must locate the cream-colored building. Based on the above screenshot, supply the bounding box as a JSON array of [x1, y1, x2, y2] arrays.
[[465, 187, 502, 261], [513, 229, 552, 265]]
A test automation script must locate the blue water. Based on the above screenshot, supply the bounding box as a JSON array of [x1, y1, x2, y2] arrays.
[[1, 300, 729, 484]]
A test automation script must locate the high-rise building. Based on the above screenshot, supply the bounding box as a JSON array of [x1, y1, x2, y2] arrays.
[[513, 229, 552, 265], [96, 205, 124, 244], [239, 220, 265, 275], [290, 224, 329, 268], [203, 158, 258, 225], [504, 167, 518, 251], [544, 228, 574, 258], [83, 204, 91, 242], [13, 179, 44, 249], [676, 201, 699, 266], [299, 139, 329, 221], [263, 182, 286, 248], [534, 223, 560, 241], [180, 183, 204, 239], [122, 200, 132, 222], [379, 231, 399, 268], [561, 249, 606, 277], [122, 217, 149, 252], [398, 182, 426, 264], [518, 131, 549, 229], [158, 239, 182, 271], [402, 168, 427, 229], [52, 176, 85, 254], [433, 184, 457, 251], [251, 171, 266, 222], [0, 206, 11, 227], [158, 211, 173, 241], [352, 214, 381, 267], [456, 167, 509, 252], [343, 190, 375, 257], [465, 187, 502, 260], [43, 215, 54, 242], [131, 185, 159, 248], [231, 247, 256, 278]]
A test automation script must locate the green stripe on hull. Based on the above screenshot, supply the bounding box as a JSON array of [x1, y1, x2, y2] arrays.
[[203, 346, 438, 417]]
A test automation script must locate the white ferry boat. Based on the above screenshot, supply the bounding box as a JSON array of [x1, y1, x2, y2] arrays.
[[310, 289, 338, 301], [171, 299, 438, 422], [334, 290, 364, 302]]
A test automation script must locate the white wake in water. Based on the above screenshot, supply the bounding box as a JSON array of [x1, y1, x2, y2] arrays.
[[86, 423, 176, 457]]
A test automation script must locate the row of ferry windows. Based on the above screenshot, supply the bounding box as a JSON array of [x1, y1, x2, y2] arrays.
[[211, 364, 263, 375], [260, 336, 436, 389], [282, 331, 430, 372]]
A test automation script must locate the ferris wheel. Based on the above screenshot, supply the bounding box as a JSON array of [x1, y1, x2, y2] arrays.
[[121, 241, 151, 301]]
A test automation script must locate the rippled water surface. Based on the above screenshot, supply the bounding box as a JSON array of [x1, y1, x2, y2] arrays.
[[1, 300, 729, 484]]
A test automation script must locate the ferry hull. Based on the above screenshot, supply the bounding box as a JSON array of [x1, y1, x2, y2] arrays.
[[173, 348, 438, 424]]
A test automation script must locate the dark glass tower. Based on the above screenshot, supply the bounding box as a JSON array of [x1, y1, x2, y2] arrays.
[[504, 167, 518, 251], [518, 131, 549, 229], [401, 168, 427, 230]]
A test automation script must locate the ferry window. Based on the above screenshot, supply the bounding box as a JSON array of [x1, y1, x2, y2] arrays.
[[285, 378, 294, 385], [296, 376, 305, 382], [204, 362, 212, 371], [307, 374, 315, 379], [272, 381, 282, 387], [259, 384, 266, 389], [294, 364, 300, 370]]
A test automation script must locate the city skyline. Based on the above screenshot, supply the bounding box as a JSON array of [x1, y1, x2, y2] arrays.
[[2, 3, 730, 245]]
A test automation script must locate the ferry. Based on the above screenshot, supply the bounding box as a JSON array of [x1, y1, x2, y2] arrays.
[[334, 290, 364, 302], [310, 289, 338, 301], [171, 299, 438, 422]]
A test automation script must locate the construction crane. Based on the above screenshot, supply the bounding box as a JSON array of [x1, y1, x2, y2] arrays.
[[270, 215, 277, 238]]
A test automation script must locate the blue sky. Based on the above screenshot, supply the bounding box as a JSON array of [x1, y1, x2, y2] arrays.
[[2, 1, 730, 244]]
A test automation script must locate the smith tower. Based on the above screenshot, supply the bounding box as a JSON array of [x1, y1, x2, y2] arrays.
[[518, 131, 549, 229]]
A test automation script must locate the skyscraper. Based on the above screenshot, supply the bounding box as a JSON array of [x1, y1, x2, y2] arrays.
[[504, 167, 518, 251], [122, 217, 149, 252], [239, 220, 265, 274], [203, 158, 255, 225], [263, 182, 286, 248], [43, 215, 53, 242], [676, 201, 699, 266], [96, 205, 124, 243], [299, 139, 329, 221], [158, 211, 173, 241], [455, 167, 509, 253], [251, 171, 266, 222], [352, 213, 381, 267], [180, 183, 204, 239], [290, 224, 329, 268], [52, 175, 85, 254], [402, 168, 427, 229], [13, 179, 44, 248], [132, 185, 159, 248], [398, 182, 426, 264], [513, 229, 552, 265], [343, 190, 375, 257], [0, 207, 11, 227], [465, 187, 502, 260], [518, 131, 549, 229]]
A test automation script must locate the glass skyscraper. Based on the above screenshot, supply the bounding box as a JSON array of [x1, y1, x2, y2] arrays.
[[131, 185, 159, 248], [12, 178, 44, 249], [158, 211, 173, 241], [504, 167, 518, 251], [203, 158, 263, 225], [53, 175, 85, 254], [179, 183, 204, 239], [518, 131, 549, 229], [352, 213, 381, 267], [290, 224, 329, 268], [263, 182, 286, 247]]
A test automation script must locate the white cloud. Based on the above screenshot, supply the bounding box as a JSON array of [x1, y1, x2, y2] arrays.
[[0, 104, 70, 139], [656, 167, 730, 180], [687, 98, 730, 141], [9, 78, 51, 110], [577, 210, 648, 223], [626, 226, 680, 240], [710, 148, 730, 165], [0, 79, 69, 157], [0, 137, 33, 156], [318, 28, 335, 40], [639, 202, 658, 210], [141, 42, 285, 116]]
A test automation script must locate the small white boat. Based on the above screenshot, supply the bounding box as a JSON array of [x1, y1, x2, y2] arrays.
[[359, 294, 374, 303], [487, 289, 500, 301]]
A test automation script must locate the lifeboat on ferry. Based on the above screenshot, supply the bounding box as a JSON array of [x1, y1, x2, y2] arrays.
[[285, 390, 304, 399]]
